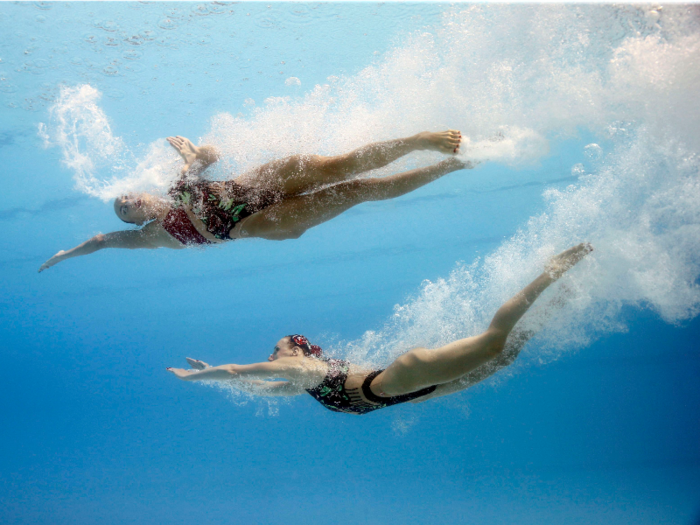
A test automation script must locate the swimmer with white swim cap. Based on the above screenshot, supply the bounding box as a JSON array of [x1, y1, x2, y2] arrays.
[[40, 131, 470, 272]]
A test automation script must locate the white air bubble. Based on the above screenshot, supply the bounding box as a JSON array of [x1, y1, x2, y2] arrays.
[[40, 6, 700, 362], [39, 84, 180, 199], [584, 143, 602, 161]]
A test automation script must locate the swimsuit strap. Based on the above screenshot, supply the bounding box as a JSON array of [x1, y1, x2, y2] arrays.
[[162, 208, 211, 246], [361, 369, 437, 407], [305, 363, 437, 415]]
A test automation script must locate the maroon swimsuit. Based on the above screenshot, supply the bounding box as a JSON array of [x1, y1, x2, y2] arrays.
[[162, 208, 211, 246], [163, 180, 285, 246]]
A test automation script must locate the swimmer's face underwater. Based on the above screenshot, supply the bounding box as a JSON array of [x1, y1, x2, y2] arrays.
[[268, 337, 300, 362], [114, 193, 152, 225]]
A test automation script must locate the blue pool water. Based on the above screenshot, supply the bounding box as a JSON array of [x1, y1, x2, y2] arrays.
[[1, 3, 699, 524]]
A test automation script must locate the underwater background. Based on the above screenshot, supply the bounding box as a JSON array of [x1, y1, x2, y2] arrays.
[[1, 3, 699, 524]]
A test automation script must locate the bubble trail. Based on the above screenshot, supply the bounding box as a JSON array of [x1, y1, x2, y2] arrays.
[[40, 5, 700, 371]]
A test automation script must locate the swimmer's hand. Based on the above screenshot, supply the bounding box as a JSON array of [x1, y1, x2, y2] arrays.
[[167, 136, 220, 175], [39, 250, 66, 272], [186, 357, 211, 370], [166, 368, 198, 380], [167, 136, 199, 171]]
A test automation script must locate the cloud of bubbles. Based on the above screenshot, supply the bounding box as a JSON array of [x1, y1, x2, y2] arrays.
[[41, 5, 700, 374]]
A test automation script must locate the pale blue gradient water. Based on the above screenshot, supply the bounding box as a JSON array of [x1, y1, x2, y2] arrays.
[[1, 3, 699, 525]]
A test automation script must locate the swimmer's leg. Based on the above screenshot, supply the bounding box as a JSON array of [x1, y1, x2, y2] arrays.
[[410, 328, 534, 403], [236, 157, 474, 240], [235, 130, 462, 195], [373, 244, 593, 396], [412, 283, 576, 402]]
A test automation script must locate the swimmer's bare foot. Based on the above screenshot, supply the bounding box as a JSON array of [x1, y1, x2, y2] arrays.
[[545, 243, 593, 279], [415, 130, 462, 155], [186, 357, 211, 370]]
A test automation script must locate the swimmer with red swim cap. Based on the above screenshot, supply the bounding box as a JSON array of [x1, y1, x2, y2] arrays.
[[167, 244, 593, 415]]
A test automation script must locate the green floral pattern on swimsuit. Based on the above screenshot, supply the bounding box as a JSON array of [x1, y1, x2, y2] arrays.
[[168, 179, 283, 240]]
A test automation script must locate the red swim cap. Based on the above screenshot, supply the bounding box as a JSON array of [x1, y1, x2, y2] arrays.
[[289, 334, 323, 357]]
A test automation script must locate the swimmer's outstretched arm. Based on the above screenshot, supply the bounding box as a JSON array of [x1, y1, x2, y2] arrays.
[[181, 357, 305, 396], [167, 358, 307, 382], [236, 380, 306, 397], [38, 227, 165, 272], [167, 136, 220, 177]]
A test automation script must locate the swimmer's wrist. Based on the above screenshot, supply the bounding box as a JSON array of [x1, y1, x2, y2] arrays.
[[196, 145, 220, 164]]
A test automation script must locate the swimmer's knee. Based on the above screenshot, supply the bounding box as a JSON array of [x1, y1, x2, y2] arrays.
[[297, 154, 327, 173], [482, 329, 507, 358], [268, 154, 307, 175], [284, 155, 304, 172], [314, 152, 358, 175], [397, 347, 432, 368], [337, 178, 379, 201]]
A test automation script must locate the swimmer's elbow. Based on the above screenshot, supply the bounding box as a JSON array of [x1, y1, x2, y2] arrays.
[[223, 364, 239, 376], [90, 232, 120, 251], [89, 234, 108, 251]]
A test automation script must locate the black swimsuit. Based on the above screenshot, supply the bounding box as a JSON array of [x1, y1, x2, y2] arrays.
[[305, 359, 437, 415]]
